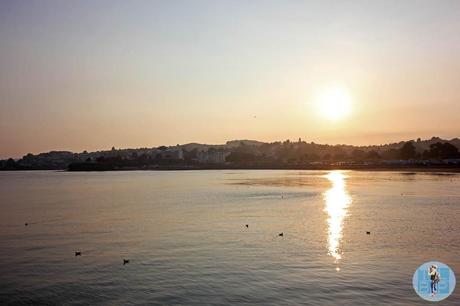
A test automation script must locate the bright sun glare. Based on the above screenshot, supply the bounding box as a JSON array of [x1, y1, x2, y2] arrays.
[[314, 86, 352, 121]]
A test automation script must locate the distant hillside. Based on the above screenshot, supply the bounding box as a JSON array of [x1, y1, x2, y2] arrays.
[[1, 137, 460, 170], [360, 137, 460, 153], [225, 140, 265, 148]]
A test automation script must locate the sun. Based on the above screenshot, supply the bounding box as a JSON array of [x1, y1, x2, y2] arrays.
[[314, 86, 352, 121]]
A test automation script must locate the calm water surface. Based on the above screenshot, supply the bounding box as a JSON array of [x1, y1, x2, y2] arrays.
[[0, 170, 459, 305]]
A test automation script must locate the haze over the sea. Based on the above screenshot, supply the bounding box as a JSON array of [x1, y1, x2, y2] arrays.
[[1, 0, 460, 158]]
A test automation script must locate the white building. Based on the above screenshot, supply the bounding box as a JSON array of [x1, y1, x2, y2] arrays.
[[197, 150, 229, 163]]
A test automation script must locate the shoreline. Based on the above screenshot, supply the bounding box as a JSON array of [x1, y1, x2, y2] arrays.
[[3, 165, 460, 173], [66, 163, 460, 172]]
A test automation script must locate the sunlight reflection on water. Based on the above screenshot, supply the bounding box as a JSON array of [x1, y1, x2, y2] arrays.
[[323, 171, 352, 270]]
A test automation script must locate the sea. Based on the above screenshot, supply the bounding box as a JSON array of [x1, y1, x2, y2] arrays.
[[0, 170, 459, 305]]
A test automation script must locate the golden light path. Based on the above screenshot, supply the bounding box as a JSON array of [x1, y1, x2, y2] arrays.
[[323, 171, 352, 271]]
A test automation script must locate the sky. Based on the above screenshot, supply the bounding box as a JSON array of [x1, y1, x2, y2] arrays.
[[1, 0, 460, 158]]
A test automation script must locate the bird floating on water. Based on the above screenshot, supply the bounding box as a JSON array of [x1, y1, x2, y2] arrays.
[[245, 224, 249, 228], [24, 222, 28, 226], [366, 231, 371, 235], [123, 259, 130, 265], [279, 233, 284, 237], [75, 251, 82, 256]]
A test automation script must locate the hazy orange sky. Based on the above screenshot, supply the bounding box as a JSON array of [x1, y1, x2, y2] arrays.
[[1, 1, 460, 158]]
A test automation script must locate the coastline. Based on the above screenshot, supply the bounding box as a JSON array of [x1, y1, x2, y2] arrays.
[[65, 162, 460, 172], [12, 165, 460, 173]]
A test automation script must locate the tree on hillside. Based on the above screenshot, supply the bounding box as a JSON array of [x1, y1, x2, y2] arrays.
[[366, 150, 381, 160], [426, 142, 460, 159], [6, 158, 17, 169], [381, 148, 399, 160], [226, 152, 258, 163], [323, 153, 331, 161], [351, 149, 365, 160], [399, 142, 417, 160]]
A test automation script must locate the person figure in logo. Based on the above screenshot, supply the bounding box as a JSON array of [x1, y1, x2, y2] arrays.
[[428, 264, 441, 297]]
